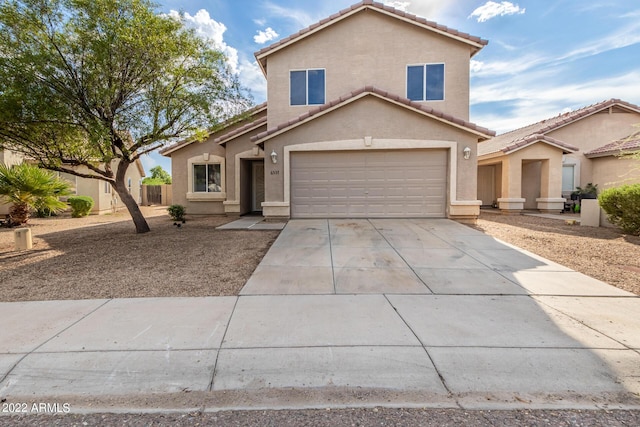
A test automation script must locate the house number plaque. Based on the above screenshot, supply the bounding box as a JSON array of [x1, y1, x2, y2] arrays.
[[270, 170, 280, 175]]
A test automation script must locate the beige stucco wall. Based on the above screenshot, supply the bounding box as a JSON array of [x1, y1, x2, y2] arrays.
[[591, 156, 640, 190], [168, 135, 227, 215], [0, 150, 25, 215], [481, 144, 564, 203], [264, 10, 472, 128], [262, 95, 479, 208], [549, 110, 640, 187]]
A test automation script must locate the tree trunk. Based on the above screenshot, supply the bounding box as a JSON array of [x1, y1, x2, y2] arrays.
[[115, 162, 150, 234], [9, 202, 30, 225]]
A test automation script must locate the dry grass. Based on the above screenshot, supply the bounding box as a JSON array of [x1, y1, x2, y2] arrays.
[[0, 207, 279, 302], [474, 211, 640, 295]]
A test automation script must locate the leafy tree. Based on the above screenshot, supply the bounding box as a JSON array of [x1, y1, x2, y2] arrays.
[[0, 0, 249, 233], [142, 165, 172, 185], [0, 163, 72, 224]]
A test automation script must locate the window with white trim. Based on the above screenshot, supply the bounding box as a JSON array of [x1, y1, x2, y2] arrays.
[[290, 69, 325, 106], [104, 181, 111, 194], [407, 63, 445, 101], [562, 165, 575, 193], [193, 163, 222, 193]]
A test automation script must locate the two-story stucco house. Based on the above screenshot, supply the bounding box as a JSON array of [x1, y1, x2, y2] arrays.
[[162, 1, 495, 221]]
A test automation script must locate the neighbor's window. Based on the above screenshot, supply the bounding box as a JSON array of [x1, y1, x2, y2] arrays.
[[193, 164, 222, 193], [562, 165, 575, 193], [290, 69, 325, 106], [407, 63, 445, 101], [104, 181, 110, 194]]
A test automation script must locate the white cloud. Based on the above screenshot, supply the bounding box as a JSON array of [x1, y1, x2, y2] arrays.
[[254, 18, 267, 26], [470, 53, 547, 77], [254, 27, 279, 44], [471, 71, 640, 133], [384, 1, 410, 12], [469, 1, 525, 23], [168, 9, 239, 74], [238, 60, 267, 103], [556, 20, 640, 63], [262, 1, 316, 28]]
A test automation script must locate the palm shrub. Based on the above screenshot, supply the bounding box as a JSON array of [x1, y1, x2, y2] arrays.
[[0, 163, 72, 224], [68, 196, 94, 218], [599, 184, 640, 235]]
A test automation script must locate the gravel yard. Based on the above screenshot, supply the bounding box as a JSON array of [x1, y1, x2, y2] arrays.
[[1, 207, 638, 301], [0, 207, 279, 302], [474, 210, 640, 295]]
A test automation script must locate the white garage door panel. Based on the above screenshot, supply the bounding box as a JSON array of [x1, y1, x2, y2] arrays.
[[291, 150, 447, 218]]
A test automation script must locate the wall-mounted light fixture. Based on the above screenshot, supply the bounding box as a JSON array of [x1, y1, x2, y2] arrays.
[[463, 146, 471, 160], [270, 150, 278, 164]]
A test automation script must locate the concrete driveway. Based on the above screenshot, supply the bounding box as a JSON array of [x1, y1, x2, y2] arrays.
[[1, 218, 639, 412]]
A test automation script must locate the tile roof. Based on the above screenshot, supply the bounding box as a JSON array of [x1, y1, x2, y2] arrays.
[[478, 99, 640, 157], [251, 86, 495, 143], [255, 0, 488, 73], [502, 134, 578, 155], [214, 116, 267, 145], [160, 103, 267, 156], [585, 131, 640, 158]]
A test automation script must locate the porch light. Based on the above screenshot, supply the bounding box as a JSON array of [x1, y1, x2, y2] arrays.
[[270, 149, 278, 164], [463, 146, 471, 160]]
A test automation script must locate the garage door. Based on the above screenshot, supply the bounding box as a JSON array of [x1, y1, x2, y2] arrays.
[[291, 149, 447, 218]]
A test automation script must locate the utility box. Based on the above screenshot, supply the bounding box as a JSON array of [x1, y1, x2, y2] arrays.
[[580, 199, 600, 227], [14, 227, 33, 250]]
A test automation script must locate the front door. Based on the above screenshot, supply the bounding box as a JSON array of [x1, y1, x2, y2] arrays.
[[252, 161, 265, 212]]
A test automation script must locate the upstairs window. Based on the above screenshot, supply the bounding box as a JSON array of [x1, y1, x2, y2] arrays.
[[407, 63, 445, 101], [290, 69, 325, 106]]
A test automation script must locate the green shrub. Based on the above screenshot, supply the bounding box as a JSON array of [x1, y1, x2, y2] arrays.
[[599, 184, 640, 235], [167, 204, 186, 222], [68, 196, 94, 218], [35, 206, 58, 218]]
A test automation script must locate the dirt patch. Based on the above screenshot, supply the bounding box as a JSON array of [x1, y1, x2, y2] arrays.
[[0, 207, 279, 302], [473, 211, 640, 295]]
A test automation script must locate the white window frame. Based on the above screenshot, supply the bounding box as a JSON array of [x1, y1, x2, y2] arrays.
[[104, 180, 111, 194], [187, 154, 226, 201], [406, 63, 446, 102], [562, 156, 581, 198], [289, 68, 326, 107]]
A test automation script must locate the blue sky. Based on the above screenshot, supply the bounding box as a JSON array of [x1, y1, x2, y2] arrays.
[[144, 0, 640, 174]]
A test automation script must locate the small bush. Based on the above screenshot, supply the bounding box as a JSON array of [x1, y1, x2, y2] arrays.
[[599, 184, 640, 235], [68, 196, 94, 218], [167, 204, 186, 222]]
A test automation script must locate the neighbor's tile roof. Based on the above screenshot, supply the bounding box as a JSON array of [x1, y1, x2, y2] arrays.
[[501, 134, 579, 155], [251, 86, 495, 143], [255, 0, 488, 71], [478, 99, 640, 157], [585, 131, 640, 158], [160, 103, 267, 156]]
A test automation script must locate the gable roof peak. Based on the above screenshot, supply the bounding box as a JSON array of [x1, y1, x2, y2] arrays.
[[251, 86, 495, 144], [255, 1, 488, 75]]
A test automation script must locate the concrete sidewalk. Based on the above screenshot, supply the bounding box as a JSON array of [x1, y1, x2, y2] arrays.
[[0, 219, 639, 413]]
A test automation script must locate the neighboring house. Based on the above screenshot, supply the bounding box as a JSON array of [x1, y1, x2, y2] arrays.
[[58, 161, 146, 214], [162, 0, 495, 221], [0, 149, 24, 216], [0, 149, 145, 215], [477, 99, 640, 213]]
